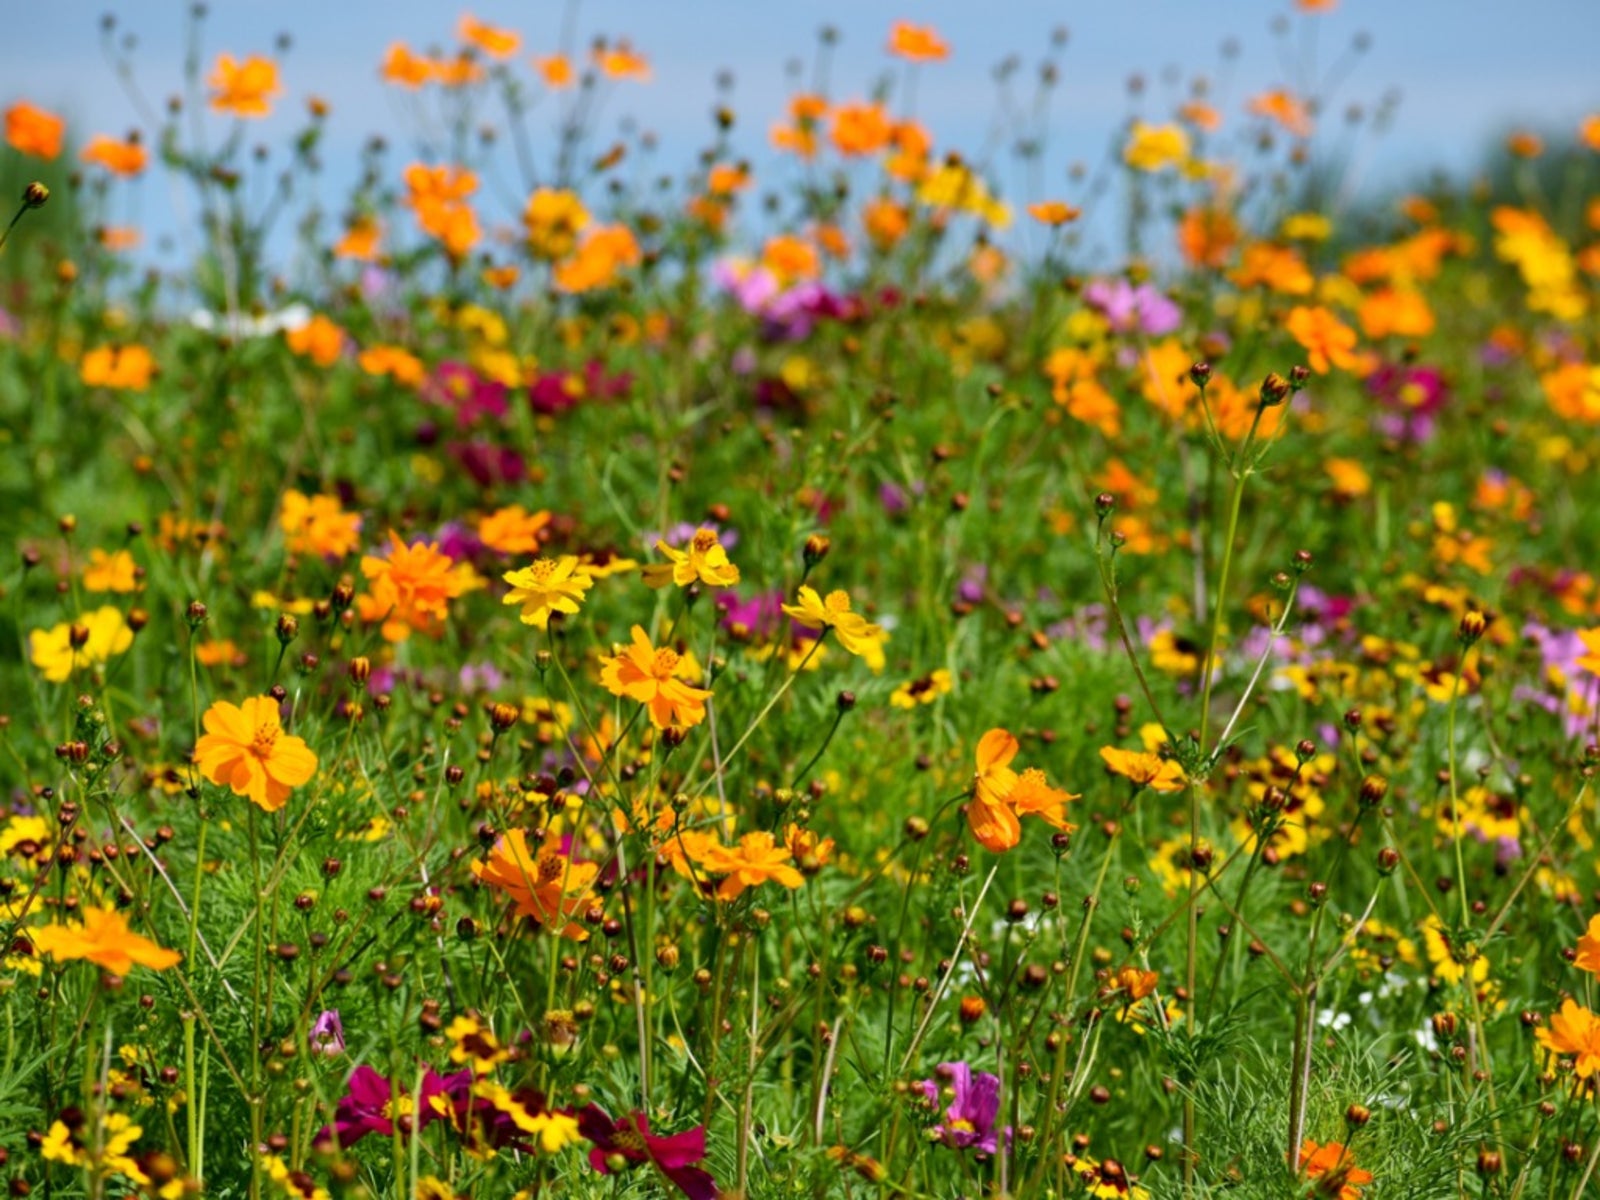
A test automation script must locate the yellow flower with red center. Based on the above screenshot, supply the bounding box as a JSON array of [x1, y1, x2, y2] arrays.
[[194, 696, 319, 812], [599, 626, 713, 730], [81, 345, 155, 390], [445, 1014, 512, 1073], [501, 556, 593, 629], [643, 528, 741, 589], [781, 587, 887, 669], [32, 907, 180, 974], [890, 669, 953, 709], [473, 830, 598, 940], [208, 53, 282, 118], [358, 531, 466, 641], [280, 490, 362, 559], [5, 101, 64, 159]]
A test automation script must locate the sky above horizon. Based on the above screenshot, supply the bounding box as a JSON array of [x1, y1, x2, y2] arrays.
[[5, 0, 1598, 271]]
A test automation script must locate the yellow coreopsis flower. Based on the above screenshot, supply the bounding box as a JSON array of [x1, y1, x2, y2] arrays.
[[781, 586, 888, 669], [501, 556, 593, 629], [29, 606, 134, 683], [642, 528, 741, 589], [1124, 122, 1190, 172]]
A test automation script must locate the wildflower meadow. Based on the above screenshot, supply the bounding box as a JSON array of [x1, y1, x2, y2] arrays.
[[4, 3, 1600, 1198]]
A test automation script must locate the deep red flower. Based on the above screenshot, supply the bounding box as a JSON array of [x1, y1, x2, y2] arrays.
[[578, 1106, 718, 1200]]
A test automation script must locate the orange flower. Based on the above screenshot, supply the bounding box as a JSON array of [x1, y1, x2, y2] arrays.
[[381, 43, 437, 88], [403, 163, 481, 257], [704, 831, 805, 900], [83, 548, 138, 593], [478, 504, 551, 555], [459, 14, 520, 59], [599, 625, 713, 731], [553, 225, 640, 293], [887, 22, 950, 62], [1111, 966, 1159, 1001], [1099, 746, 1186, 793], [707, 163, 750, 196], [473, 831, 598, 940], [358, 531, 465, 641], [863, 198, 910, 249], [593, 39, 650, 81], [771, 93, 828, 159], [1537, 999, 1600, 1076], [5, 101, 64, 159], [1582, 115, 1600, 153], [32, 907, 181, 974], [761, 234, 820, 285], [830, 102, 892, 157], [280, 490, 361, 558], [80, 134, 147, 177], [1177, 206, 1240, 268], [285, 314, 345, 367], [81, 345, 155, 391], [1249, 88, 1313, 139], [534, 54, 575, 89], [358, 344, 426, 387], [208, 53, 282, 118], [1028, 201, 1081, 227], [1296, 1141, 1372, 1200], [1574, 913, 1600, 976], [194, 696, 319, 812], [334, 216, 381, 261], [1231, 242, 1312, 293], [967, 729, 1078, 853], [1286, 305, 1360, 374], [1540, 362, 1600, 423], [435, 53, 486, 88], [1358, 288, 1434, 340]]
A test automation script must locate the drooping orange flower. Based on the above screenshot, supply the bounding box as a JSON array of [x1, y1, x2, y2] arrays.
[[32, 907, 181, 974], [459, 14, 521, 59], [599, 625, 713, 731], [593, 39, 650, 81], [1099, 746, 1186, 793], [1296, 1141, 1372, 1200], [5, 101, 64, 159], [285, 314, 345, 367], [887, 21, 950, 62], [80, 134, 147, 177], [208, 53, 282, 118], [1249, 89, 1313, 138], [552, 225, 640, 293], [280, 489, 362, 559], [1286, 305, 1360, 374], [380, 43, 437, 88], [194, 696, 319, 813], [434, 53, 487, 88], [473, 830, 598, 940], [1574, 913, 1600, 976], [358, 531, 466, 641], [81, 345, 155, 391]]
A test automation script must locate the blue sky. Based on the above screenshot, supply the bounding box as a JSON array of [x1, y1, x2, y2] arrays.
[[6, 0, 1598, 270]]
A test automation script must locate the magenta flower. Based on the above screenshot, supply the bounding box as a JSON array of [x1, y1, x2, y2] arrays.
[[1368, 362, 1449, 443], [316, 1065, 470, 1149], [428, 361, 509, 426], [309, 1010, 345, 1057], [578, 1106, 718, 1200], [917, 1061, 1005, 1154]]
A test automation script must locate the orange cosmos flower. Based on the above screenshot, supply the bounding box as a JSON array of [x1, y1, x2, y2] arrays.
[[1538, 999, 1600, 1077], [771, 93, 828, 159], [459, 14, 520, 59], [1231, 242, 1313, 293], [707, 163, 750, 196], [334, 216, 381, 261], [81, 345, 155, 390], [5, 101, 64, 159], [534, 54, 575, 89], [887, 22, 950, 62], [473, 830, 598, 940], [80, 134, 147, 177], [830, 101, 892, 157], [82, 548, 138, 594], [1574, 913, 1600, 976], [1296, 1141, 1372, 1200], [1286, 305, 1359, 374], [599, 625, 713, 731], [404, 163, 481, 257], [358, 345, 426, 387], [1249, 88, 1313, 139], [642, 528, 741, 589], [1028, 201, 1081, 226], [380, 43, 436, 88], [1296, 0, 1337, 10], [593, 39, 650, 81], [967, 730, 1078, 853], [1111, 966, 1159, 1001], [705, 831, 805, 900], [863, 197, 910, 249], [885, 119, 931, 181], [1358, 288, 1434, 339], [1099, 746, 1186, 792], [32, 907, 181, 975], [194, 696, 319, 813], [358, 531, 465, 641], [435, 53, 487, 88], [285, 314, 345, 367], [553, 225, 640, 293], [1179, 101, 1222, 132], [478, 505, 551, 555], [1541, 362, 1600, 423], [280, 490, 362, 559], [1178, 206, 1240, 268], [761, 233, 821, 284], [208, 54, 282, 118]]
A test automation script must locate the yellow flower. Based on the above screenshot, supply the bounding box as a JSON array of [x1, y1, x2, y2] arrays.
[[82, 548, 138, 593], [280, 490, 362, 558], [642, 528, 741, 589], [889, 669, 953, 708], [445, 1014, 511, 1074], [29, 606, 134, 682], [32, 907, 181, 974], [194, 696, 319, 813], [599, 626, 713, 730], [781, 586, 888, 669], [501, 556, 593, 629], [1123, 122, 1190, 171], [1099, 745, 1186, 792]]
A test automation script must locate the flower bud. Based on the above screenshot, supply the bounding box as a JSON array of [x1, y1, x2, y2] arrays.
[[1188, 361, 1212, 389], [1258, 372, 1292, 407], [803, 535, 831, 568], [276, 614, 299, 645], [1458, 610, 1488, 646], [490, 703, 519, 732], [185, 600, 208, 629], [22, 182, 49, 209], [347, 656, 370, 687], [1359, 775, 1388, 808]]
